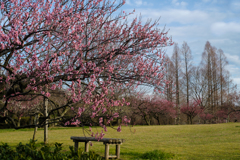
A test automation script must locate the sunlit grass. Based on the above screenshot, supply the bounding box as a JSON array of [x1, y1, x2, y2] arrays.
[[0, 123, 240, 159]]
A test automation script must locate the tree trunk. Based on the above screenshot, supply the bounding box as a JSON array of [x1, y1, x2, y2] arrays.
[[17, 117, 21, 127], [44, 88, 48, 144], [157, 117, 161, 125], [33, 114, 39, 141], [190, 116, 193, 124], [144, 115, 151, 125], [117, 118, 121, 126]]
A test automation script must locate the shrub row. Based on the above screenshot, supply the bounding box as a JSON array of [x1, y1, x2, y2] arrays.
[[0, 140, 103, 160], [0, 140, 175, 160]]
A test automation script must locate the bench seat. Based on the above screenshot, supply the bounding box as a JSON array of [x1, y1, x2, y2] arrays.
[[70, 136, 125, 160]]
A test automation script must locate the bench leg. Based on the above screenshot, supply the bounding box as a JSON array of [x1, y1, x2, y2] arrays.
[[74, 141, 79, 152], [116, 144, 120, 159], [105, 143, 109, 160], [85, 141, 90, 152]]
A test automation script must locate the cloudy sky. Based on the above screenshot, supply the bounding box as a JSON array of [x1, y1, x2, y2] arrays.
[[121, 0, 240, 89]]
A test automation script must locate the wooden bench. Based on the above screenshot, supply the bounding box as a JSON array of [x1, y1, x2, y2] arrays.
[[70, 136, 125, 160]]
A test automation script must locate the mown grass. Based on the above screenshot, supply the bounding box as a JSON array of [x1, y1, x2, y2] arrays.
[[0, 123, 240, 159]]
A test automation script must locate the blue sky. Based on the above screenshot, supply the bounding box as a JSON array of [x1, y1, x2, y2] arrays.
[[121, 0, 240, 89]]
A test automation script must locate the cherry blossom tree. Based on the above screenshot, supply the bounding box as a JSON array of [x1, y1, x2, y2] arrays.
[[199, 113, 214, 124], [129, 92, 176, 125], [0, 0, 172, 139], [3, 94, 43, 127], [216, 91, 240, 123], [180, 100, 201, 124], [128, 93, 151, 125], [7, 100, 33, 127], [149, 97, 176, 125]]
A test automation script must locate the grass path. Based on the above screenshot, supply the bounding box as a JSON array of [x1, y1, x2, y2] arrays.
[[0, 123, 240, 159]]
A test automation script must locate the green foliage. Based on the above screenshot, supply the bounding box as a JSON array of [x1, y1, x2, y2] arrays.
[[0, 140, 103, 160], [140, 150, 175, 160], [69, 146, 103, 160], [0, 142, 18, 159]]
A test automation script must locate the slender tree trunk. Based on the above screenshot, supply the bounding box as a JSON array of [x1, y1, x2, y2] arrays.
[[17, 117, 21, 127], [207, 50, 211, 113], [44, 87, 48, 144], [227, 107, 230, 123], [117, 118, 121, 126], [144, 115, 151, 125], [190, 116, 193, 124], [220, 61, 223, 106], [170, 81, 173, 102], [175, 52, 180, 125], [181, 42, 192, 106], [33, 114, 39, 141], [158, 117, 161, 125], [4, 110, 8, 124], [186, 60, 189, 105]]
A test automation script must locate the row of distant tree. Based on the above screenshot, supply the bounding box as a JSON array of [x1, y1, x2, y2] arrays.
[[159, 41, 240, 124]]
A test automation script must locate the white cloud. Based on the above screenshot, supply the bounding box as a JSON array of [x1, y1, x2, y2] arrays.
[[202, 0, 210, 3], [169, 25, 210, 37], [211, 22, 240, 36], [171, 0, 188, 7], [212, 0, 218, 3], [126, 0, 131, 5], [209, 38, 229, 44], [172, 0, 179, 5], [225, 53, 240, 66], [180, 2, 188, 7], [126, 0, 150, 6], [230, 1, 240, 10], [226, 64, 240, 76], [225, 65, 240, 89], [130, 8, 228, 25], [134, 0, 142, 6], [233, 78, 240, 87]]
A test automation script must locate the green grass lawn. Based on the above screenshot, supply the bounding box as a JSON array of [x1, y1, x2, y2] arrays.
[[0, 123, 240, 160]]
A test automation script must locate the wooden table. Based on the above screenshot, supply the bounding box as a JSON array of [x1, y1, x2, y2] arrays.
[[70, 136, 125, 160]]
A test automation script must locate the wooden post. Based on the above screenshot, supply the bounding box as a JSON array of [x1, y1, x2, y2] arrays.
[[105, 143, 109, 160], [85, 141, 90, 152], [74, 141, 79, 152], [116, 144, 120, 159]]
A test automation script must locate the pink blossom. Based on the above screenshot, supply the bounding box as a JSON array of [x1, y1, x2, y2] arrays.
[[117, 125, 121, 132], [45, 92, 51, 98]]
